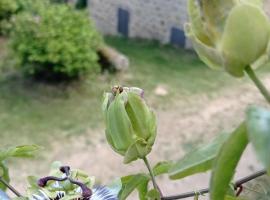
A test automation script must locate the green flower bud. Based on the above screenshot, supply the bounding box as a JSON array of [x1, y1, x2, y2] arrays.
[[102, 86, 157, 164], [186, 0, 270, 77]]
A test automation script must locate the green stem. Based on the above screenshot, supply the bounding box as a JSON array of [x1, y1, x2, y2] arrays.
[[143, 157, 163, 197], [245, 66, 270, 104]]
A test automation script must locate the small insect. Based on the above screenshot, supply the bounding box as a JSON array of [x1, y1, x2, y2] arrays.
[[112, 85, 124, 95]]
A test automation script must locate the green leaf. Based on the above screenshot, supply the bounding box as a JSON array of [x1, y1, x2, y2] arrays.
[[119, 174, 150, 200], [153, 161, 173, 176], [244, 0, 264, 7], [210, 123, 248, 200], [146, 189, 161, 200], [225, 196, 246, 200], [124, 139, 151, 164], [246, 106, 270, 173], [0, 162, 10, 191], [169, 133, 229, 180], [27, 176, 39, 188], [0, 145, 40, 161], [137, 178, 149, 200]]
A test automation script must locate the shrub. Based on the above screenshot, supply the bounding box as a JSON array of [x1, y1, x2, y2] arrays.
[[0, 0, 17, 20], [9, 3, 102, 79], [75, 0, 88, 9], [0, 0, 18, 33], [14, 0, 50, 12], [50, 0, 68, 4]]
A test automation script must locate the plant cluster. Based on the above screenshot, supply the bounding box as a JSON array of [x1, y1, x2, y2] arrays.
[[1, 0, 270, 200], [0, 0, 17, 33], [1, 0, 102, 80], [8, 2, 102, 79]]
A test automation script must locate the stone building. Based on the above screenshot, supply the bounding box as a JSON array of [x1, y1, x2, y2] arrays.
[[88, 0, 270, 49], [88, 0, 190, 48]]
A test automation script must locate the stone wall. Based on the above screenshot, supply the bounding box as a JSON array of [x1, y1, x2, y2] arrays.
[[88, 0, 191, 48], [88, 0, 270, 48]]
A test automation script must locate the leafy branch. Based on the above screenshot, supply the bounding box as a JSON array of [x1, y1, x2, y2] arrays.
[[161, 170, 267, 200]]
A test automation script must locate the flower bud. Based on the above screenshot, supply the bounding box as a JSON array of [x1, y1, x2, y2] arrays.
[[186, 0, 270, 77], [103, 86, 157, 164]]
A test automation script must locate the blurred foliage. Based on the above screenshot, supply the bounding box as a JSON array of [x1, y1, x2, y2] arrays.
[[0, 0, 18, 34], [76, 0, 88, 9], [8, 2, 102, 79], [50, 0, 68, 4]]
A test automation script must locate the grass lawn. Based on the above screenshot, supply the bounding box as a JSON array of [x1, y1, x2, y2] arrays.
[[2, 37, 270, 200], [0, 36, 263, 147]]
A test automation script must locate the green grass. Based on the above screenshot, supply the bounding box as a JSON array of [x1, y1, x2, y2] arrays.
[[106, 37, 236, 95], [0, 36, 259, 147]]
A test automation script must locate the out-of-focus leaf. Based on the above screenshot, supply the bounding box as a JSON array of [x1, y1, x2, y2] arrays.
[[0, 145, 40, 161], [244, 0, 264, 7], [185, 24, 223, 70], [137, 178, 149, 200], [0, 162, 10, 191], [169, 133, 229, 179], [146, 189, 161, 200], [153, 161, 173, 176], [118, 174, 150, 200], [246, 106, 270, 173], [210, 123, 248, 200], [225, 196, 246, 200], [27, 176, 39, 188]]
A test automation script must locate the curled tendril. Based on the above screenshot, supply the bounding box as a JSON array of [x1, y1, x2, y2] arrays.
[[37, 166, 92, 199]]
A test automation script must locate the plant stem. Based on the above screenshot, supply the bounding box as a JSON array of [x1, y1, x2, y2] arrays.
[[143, 157, 163, 197], [0, 176, 22, 197], [245, 66, 270, 104]]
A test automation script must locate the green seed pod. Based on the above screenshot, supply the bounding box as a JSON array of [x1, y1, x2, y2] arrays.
[[103, 86, 157, 164], [186, 0, 270, 77]]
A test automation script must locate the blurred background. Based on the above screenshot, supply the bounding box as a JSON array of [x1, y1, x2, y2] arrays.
[[0, 0, 270, 199]]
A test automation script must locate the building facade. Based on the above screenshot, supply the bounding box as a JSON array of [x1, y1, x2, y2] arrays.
[[88, 0, 270, 49], [88, 0, 191, 48]]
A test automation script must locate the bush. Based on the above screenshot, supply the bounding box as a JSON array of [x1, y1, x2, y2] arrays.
[[0, 0, 17, 20], [76, 0, 88, 9], [9, 3, 102, 79], [0, 0, 50, 35], [0, 0, 18, 33], [14, 0, 50, 12], [50, 0, 68, 4]]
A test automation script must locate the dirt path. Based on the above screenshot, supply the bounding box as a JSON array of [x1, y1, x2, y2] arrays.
[[8, 76, 270, 199]]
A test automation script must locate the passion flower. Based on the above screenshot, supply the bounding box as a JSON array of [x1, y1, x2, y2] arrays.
[[27, 164, 120, 200]]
